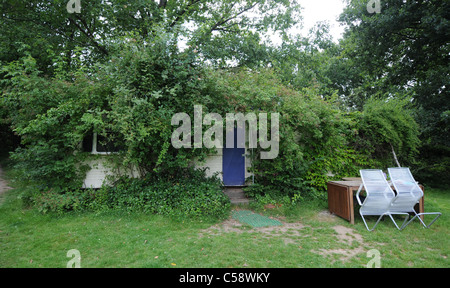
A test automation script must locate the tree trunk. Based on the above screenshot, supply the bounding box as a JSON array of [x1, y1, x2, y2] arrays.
[[390, 143, 401, 167]]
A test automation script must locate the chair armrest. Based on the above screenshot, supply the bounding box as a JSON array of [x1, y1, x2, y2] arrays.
[[356, 184, 364, 206]]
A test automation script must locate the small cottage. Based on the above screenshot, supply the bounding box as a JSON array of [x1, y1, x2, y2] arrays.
[[81, 132, 253, 188]]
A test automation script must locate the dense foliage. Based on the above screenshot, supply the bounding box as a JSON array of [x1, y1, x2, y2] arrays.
[[27, 169, 229, 218], [0, 0, 446, 215], [337, 0, 449, 140], [334, 0, 449, 185], [355, 97, 420, 167]]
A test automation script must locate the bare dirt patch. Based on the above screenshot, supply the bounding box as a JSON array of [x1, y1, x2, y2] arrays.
[[315, 210, 340, 223], [333, 225, 364, 245], [200, 218, 247, 236], [199, 216, 310, 245], [0, 165, 12, 204], [313, 225, 366, 264], [200, 214, 369, 264]]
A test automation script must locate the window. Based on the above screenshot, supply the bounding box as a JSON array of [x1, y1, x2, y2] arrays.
[[82, 132, 123, 154]]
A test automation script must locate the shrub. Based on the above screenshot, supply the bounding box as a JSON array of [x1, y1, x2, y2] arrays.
[[29, 168, 230, 219], [1, 36, 209, 190], [2, 46, 423, 211], [354, 97, 420, 167], [414, 144, 450, 187]]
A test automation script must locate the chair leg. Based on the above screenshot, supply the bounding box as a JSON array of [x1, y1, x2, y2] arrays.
[[361, 213, 385, 232], [397, 212, 442, 230], [415, 212, 442, 228], [388, 213, 410, 231]]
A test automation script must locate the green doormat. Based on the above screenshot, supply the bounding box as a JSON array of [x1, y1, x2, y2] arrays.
[[232, 210, 283, 228]]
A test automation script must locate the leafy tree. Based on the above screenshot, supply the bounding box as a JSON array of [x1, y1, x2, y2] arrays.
[[1, 32, 207, 187], [269, 22, 338, 93], [337, 0, 449, 146], [0, 0, 303, 186], [0, 0, 302, 73], [1, 56, 105, 188]]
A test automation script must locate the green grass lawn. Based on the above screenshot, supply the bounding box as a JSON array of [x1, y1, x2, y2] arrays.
[[1, 168, 449, 268]]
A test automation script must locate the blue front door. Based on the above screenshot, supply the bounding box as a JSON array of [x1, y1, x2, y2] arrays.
[[223, 127, 245, 186]]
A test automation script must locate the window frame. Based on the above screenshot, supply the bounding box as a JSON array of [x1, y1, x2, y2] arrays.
[[90, 132, 119, 155]]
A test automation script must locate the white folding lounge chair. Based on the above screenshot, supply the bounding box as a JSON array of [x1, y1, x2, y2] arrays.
[[356, 169, 409, 231], [388, 167, 441, 230]]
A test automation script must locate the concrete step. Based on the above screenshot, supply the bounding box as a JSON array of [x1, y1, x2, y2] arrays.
[[223, 187, 250, 205]]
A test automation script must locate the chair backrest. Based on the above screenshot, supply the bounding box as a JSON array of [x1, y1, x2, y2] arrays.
[[388, 167, 423, 201], [360, 169, 395, 199]]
